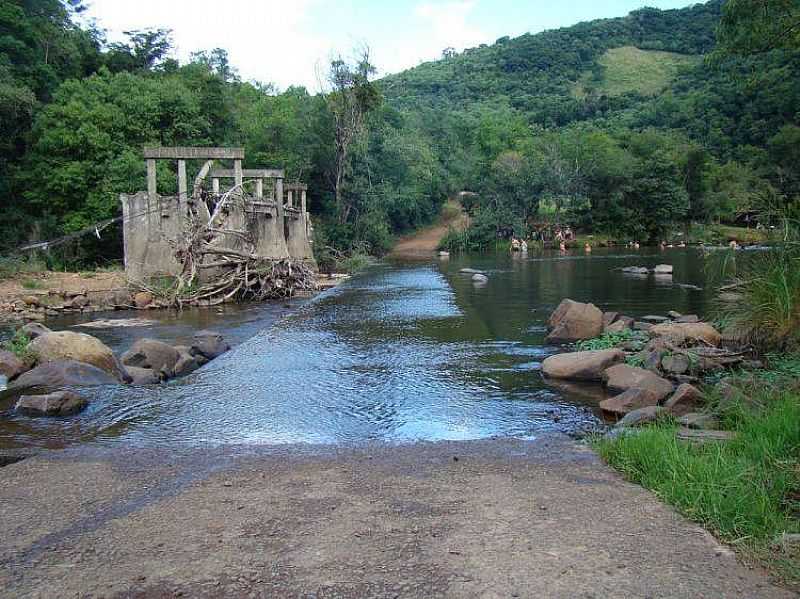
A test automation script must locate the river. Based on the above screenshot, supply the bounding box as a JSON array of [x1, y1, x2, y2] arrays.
[[0, 247, 714, 450]]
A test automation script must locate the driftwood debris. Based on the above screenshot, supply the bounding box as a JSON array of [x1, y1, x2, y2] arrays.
[[137, 185, 316, 308]]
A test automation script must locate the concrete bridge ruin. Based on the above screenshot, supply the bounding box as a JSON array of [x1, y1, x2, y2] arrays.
[[121, 147, 316, 283]]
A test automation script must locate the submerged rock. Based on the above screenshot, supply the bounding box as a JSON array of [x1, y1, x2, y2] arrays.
[[471, 273, 489, 284], [190, 331, 230, 360], [546, 299, 603, 343], [652, 264, 673, 275], [29, 331, 131, 383], [4, 360, 118, 400], [15, 391, 88, 416], [541, 349, 625, 381]]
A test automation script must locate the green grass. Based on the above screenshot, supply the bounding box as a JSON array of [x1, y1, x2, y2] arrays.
[[0, 255, 47, 281], [1, 329, 33, 362], [338, 253, 373, 274], [575, 329, 639, 351], [20, 278, 44, 290], [596, 389, 800, 587], [714, 245, 800, 351], [688, 223, 771, 245], [574, 46, 701, 98]]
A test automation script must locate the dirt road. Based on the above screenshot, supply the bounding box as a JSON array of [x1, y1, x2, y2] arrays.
[[0, 436, 789, 598], [390, 200, 469, 258]]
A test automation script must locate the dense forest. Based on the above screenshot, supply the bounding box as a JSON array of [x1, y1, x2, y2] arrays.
[[1, 0, 799, 266]]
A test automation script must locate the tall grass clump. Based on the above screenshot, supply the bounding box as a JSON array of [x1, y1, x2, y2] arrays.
[[715, 245, 800, 350]]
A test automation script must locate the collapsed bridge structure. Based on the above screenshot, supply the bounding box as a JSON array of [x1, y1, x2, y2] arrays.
[[120, 147, 316, 304]]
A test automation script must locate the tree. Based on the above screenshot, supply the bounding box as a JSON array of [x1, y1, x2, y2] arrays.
[[325, 48, 381, 224], [715, 0, 800, 58]]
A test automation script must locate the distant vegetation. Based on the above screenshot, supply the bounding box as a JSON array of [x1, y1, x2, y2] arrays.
[[0, 0, 798, 264]]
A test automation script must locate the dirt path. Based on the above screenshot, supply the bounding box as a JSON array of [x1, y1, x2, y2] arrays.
[[0, 436, 789, 598], [390, 200, 469, 258]]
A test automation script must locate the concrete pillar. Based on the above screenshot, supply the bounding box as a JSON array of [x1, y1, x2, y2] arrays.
[[234, 160, 243, 188], [147, 159, 157, 199], [256, 179, 263, 199], [275, 177, 284, 222], [212, 178, 220, 193], [177, 159, 187, 201], [287, 190, 294, 208], [301, 190, 307, 213]]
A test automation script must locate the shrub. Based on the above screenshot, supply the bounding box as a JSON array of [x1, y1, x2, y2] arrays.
[[715, 245, 800, 350], [576, 329, 639, 351]]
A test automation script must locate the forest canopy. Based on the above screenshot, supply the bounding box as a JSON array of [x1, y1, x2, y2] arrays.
[[1, 0, 799, 264]]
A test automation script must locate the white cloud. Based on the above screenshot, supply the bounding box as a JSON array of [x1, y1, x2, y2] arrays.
[[83, 0, 332, 90], [411, 1, 486, 58]]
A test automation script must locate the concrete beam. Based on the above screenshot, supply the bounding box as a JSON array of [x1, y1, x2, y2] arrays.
[[143, 147, 245, 160], [177, 160, 187, 200], [234, 160, 243, 187], [210, 168, 285, 179], [146, 159, 157, 198], [285, 182, 308, 191]]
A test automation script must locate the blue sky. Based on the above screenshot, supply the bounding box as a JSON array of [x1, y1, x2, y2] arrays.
[[82, 0, 698, 90]]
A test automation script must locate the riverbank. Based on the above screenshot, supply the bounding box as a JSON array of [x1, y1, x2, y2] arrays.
[[0, 436, 792, 598], [390, 199, 469, 258]]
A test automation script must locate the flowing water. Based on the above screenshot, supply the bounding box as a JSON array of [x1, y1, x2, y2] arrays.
[[0, 248, 715, 450]]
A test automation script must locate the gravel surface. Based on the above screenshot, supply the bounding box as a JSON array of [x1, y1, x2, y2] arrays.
[[0, 436, 791, 598]]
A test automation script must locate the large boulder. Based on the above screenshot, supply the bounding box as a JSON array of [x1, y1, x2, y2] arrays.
[[546, 299, 603, 343], [0, 350, 27, 380], [190, 330, 230, 360], [541, 349, 625, 381], [121, 339, 181, 378], [15, 391, 87, 416], [649, 322, 722, 347], [173, 347, 200, 377], [3, 360, 118, 400], [29, 331, 130, 383], [603, 364, 674, 401], [600, 388, 664, 416]]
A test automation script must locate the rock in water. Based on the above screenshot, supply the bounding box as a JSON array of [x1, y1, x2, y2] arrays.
[[653, 264, 673, 275], [29, 331, 130, 383], [546, 299, 603, 343], [122, 339, 181, 378], [3, 360, 118, 401], [649, 322, 722, 346], [133, 291, 154, 308], [621, 267, 649, 274], [541, 349, 625, 381], [0, 350, 27, 380], [471, 273, 489, 284], [126, 366, 162, 385], [190, 331, 230, 360], [603, 364, 674, 400], [20, 322, 51, 340], [15, 391, 88, 416]]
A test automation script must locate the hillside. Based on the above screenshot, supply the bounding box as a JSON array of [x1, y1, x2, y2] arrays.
[[381, 1, 722, 114], [572, 46, 702, 98]]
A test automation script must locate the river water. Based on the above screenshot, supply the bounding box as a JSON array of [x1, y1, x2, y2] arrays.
[[0, 248, 714, 450]]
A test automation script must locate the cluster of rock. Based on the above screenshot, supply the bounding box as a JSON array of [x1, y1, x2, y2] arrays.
[[0, 323, 229, 417], [619, 264, 674, 276], [542, 298, 742, 433], [0, 288, 165, 324], [459, 268, 489, 284]]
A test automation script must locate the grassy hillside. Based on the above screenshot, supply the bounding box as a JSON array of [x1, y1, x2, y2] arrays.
[[573, 46, 702, 98]]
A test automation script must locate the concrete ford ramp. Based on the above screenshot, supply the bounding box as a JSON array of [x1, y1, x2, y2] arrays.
[[0, 437, 790, 598]]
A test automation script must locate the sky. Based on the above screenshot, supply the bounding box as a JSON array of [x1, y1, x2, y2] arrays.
[[81, 0, 698, 91]]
